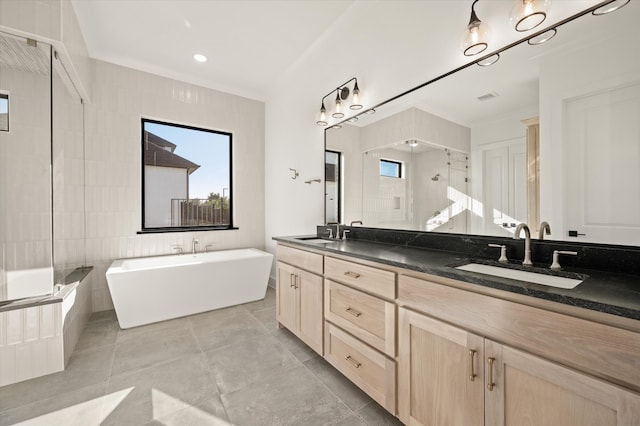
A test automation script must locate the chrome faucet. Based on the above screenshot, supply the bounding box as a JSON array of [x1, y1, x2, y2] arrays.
[[538, 221, 551, 240], [513, 223, 533, 266], [192, 238, 199, 254]]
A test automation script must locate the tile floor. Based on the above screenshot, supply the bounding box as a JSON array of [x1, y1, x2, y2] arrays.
[[0, 287, 403, 425]]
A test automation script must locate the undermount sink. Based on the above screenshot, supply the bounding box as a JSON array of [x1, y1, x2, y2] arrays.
[[455, 263, 584, 289], [295, 237, 333, 244]]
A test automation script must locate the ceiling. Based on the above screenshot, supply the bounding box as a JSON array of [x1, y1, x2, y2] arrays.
[[71, 1, 603, 104], [71, 0, 355, 101]]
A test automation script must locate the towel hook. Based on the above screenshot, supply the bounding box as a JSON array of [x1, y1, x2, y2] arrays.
[[289, 168, 299, 180]]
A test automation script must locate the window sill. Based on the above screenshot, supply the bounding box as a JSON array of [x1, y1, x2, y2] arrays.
[[137, 226, 238, 234]]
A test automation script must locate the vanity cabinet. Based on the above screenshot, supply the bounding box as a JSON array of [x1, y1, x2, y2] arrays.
[[323, 255, 397, 413], [276, 246, 324, 355], [398, 275, 640, 426]]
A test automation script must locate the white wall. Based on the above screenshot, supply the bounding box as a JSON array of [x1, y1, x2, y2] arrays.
[[85, 60, 265, 311], [144, 165, 187, 228]]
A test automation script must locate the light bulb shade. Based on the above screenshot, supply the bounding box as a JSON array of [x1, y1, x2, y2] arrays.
[[332, 92, 344, 118], [350, 82, 363, 110], [510, 0, 551, 32], [592, 0, 629, 16], [460, 20, 491, 56], [316, 102, 328, 126]]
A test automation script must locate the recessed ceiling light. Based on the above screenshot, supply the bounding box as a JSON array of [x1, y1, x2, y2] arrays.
[[193, 54, 207, 63]]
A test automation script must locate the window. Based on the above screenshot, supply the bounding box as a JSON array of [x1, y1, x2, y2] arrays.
[[0, 93, 8, 132], [380, 159, 402, 178], [140, 118, 233, 232]]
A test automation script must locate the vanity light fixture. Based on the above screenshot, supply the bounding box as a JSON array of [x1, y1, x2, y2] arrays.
[[460, 0, 491, 56], [510, 0, 551, 32], [193, 53, 207, 63], [592, 0, 629, 16], [315, 78, 363, 126]]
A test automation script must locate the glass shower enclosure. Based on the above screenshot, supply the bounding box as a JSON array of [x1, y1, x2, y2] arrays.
[[0, 31, 86, 305]]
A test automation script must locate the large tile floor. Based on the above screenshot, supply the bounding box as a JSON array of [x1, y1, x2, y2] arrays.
[[0, 287, 403, 425]]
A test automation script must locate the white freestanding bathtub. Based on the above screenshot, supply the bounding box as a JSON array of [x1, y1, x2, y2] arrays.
[[106, 248, 273, 329]]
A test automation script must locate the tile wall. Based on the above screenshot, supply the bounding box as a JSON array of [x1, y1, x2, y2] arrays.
[[0, 303, 63, 386], [0, 272, 92, 386], [84, 60, 266, 311]]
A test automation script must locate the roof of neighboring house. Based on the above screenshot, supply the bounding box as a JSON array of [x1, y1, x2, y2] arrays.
[[143, 131, 200, 174], [144, 131, 176, 152]]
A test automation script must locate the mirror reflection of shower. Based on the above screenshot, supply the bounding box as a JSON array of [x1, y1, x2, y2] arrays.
[[360, 138, 468, 232]]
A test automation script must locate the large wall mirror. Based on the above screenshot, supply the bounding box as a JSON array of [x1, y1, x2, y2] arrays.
[[325, 1, 640, 247]]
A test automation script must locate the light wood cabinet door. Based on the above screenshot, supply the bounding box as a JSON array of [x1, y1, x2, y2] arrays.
[[398, 308, 484, 426], [276, 262, 297, 333], [298, 268, 323, 355], [485, 339, 640, 426]]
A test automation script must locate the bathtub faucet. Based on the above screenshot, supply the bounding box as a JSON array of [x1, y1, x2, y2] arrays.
[[192, 238, 199, 254]]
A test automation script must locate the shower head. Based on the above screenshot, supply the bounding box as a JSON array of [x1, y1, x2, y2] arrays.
[[431, 173, 440, 181]]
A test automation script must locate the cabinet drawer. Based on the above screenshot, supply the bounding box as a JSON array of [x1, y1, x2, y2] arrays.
[[325, 322, 396, 414], [325, 280, 395, 357], [277, 245, 323, 275], [324, 257, 395, 300]]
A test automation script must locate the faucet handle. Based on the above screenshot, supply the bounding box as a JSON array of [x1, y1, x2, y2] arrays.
[[343, 229, 351, 239], [205, 244, 215, 252], [325, 227, 334, 239], [550, 250, 578, 270], [172, 245, 184, 254], [488, 244, 508, 263]]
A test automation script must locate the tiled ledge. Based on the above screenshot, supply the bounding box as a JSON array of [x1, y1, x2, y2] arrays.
[[0, 267, 93, 387]]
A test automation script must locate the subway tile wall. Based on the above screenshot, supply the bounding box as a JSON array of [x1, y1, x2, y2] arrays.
[[0, 273, 92, 386], [85, 60, 266, 311], [0, 303, 63, 386], [0, 58, 53, 276]]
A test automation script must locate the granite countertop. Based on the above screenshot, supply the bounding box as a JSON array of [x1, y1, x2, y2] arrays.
[[274, 236, 640, 321]]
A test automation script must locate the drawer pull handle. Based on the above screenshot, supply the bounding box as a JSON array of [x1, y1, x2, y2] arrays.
[[345, 355, 361, 368], [344, 271, 361, 279], [469, 349, 477, 382], [345, 307, 362, 317], [295, 275, 300, 289], [487, 357, 496, 391], [290, 274, 296, 288]]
